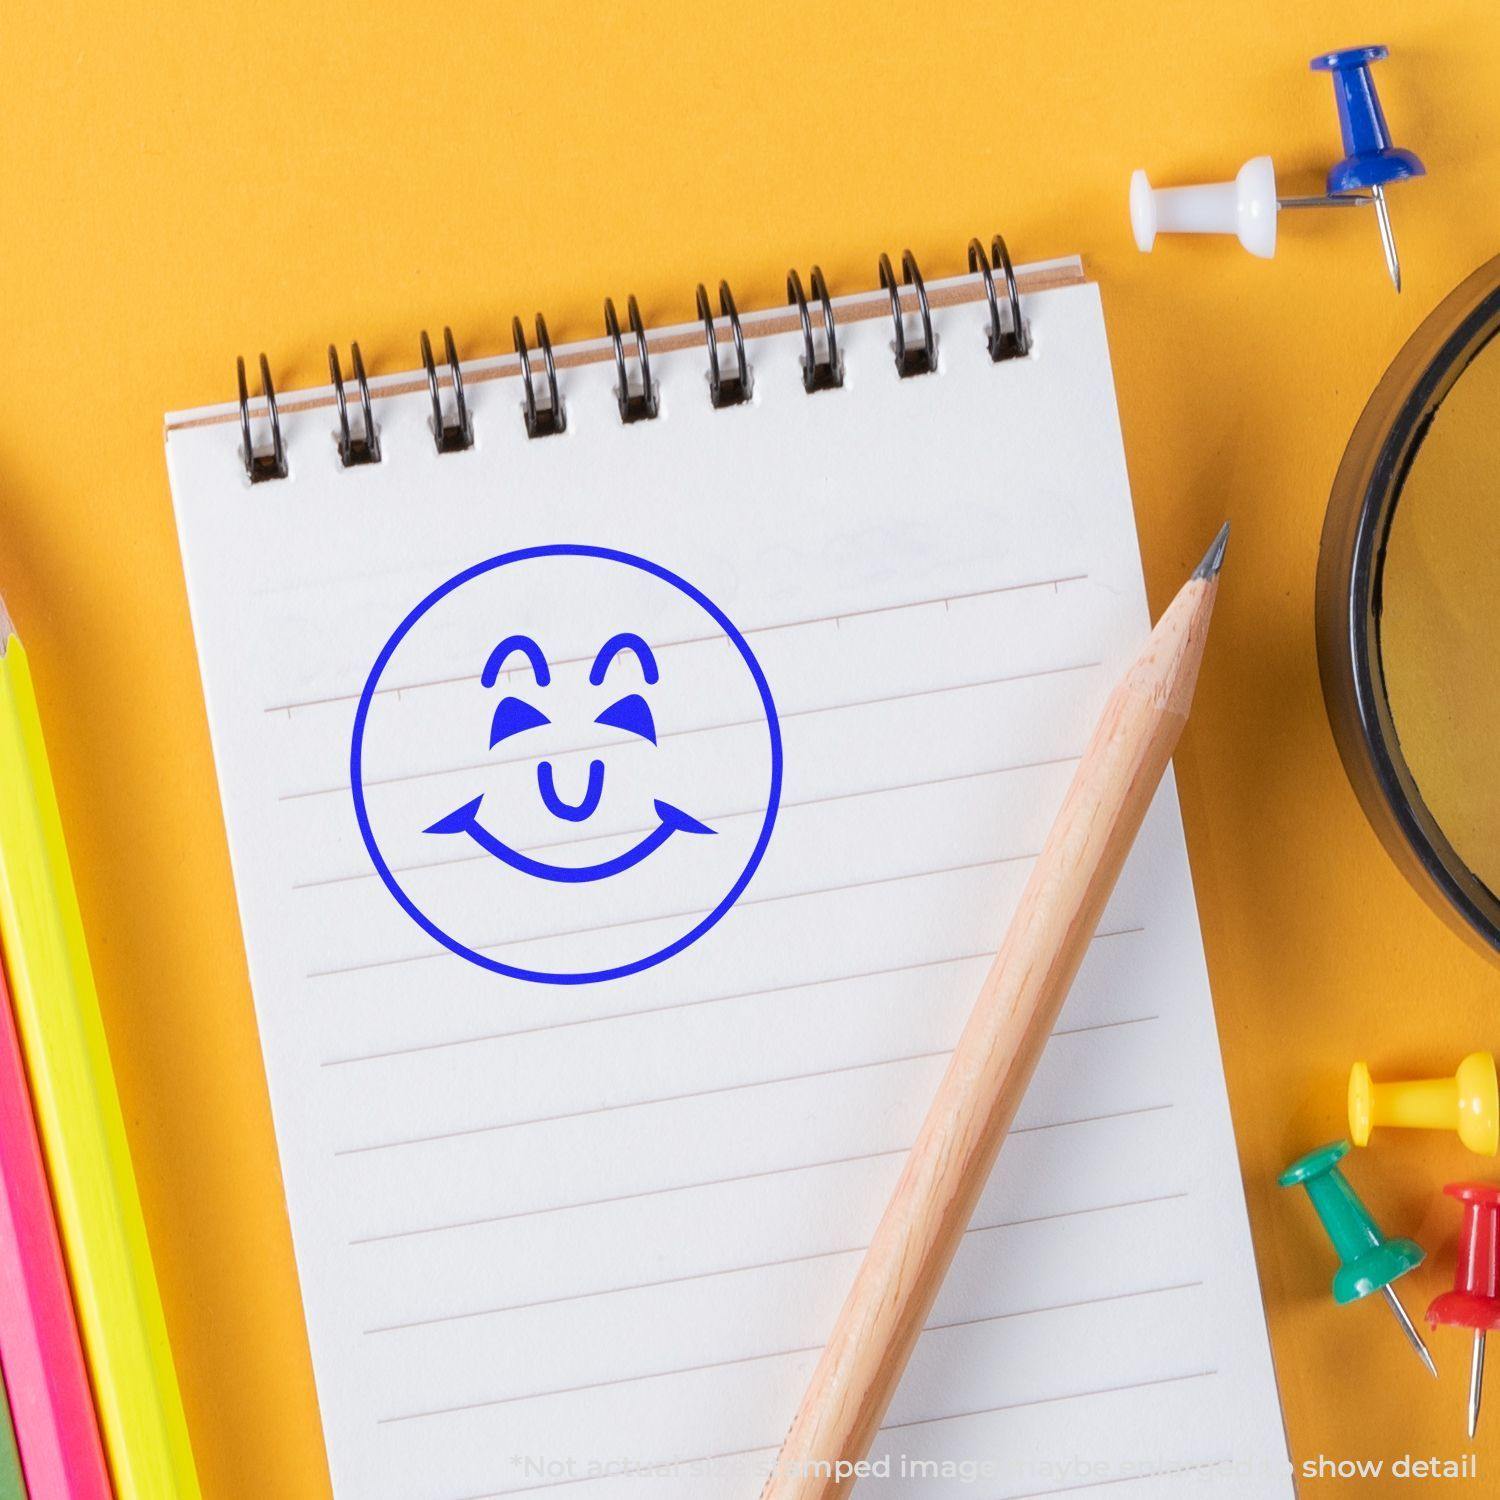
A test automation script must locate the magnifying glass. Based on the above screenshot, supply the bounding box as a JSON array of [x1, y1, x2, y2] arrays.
[[1318, 255, 1500, 957]]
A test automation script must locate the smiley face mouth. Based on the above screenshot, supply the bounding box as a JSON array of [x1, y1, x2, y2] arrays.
[[424, 794, 714, 883]]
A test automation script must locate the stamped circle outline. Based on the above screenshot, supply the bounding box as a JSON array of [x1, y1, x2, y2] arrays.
[[350, 544, 783, 984]]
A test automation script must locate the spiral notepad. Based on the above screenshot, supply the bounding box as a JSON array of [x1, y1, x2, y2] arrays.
[[164, 243, 1291, 1499]]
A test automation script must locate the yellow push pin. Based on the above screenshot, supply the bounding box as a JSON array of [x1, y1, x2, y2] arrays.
[[1349, 1053, 1499, 1156]]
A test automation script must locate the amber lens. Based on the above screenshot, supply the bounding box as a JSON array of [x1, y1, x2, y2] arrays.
[[1378, 332, 1500, 901]]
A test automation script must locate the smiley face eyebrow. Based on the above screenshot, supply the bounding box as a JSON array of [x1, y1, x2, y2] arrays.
[[588, 632, 659, 687], [482, 634, 551, 689]]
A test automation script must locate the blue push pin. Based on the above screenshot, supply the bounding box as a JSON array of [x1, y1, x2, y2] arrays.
[[1311, 45, 1425, 292]]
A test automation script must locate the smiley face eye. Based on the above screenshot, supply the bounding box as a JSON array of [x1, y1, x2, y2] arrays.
[[490, 696, 550, 748], [594, 692, 657, 744]]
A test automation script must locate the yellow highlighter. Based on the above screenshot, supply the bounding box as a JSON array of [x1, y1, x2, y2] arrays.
[[0, 596, 200, 1499]]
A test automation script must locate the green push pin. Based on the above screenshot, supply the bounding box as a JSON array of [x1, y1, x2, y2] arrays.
[[1279, 1140, 1437, 1376]]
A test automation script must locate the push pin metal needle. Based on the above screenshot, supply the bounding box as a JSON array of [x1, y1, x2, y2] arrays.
[[1310, 45, 1426, 292], [1279, 1140, 1437, 1377], [1427, 1184, 1500, 1437], [1383, 1283, 1441, 1380], [1130, 156, 1372, 260]]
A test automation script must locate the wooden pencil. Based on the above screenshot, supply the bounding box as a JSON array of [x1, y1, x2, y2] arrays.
[[761, 525, 1229, 1500], [0, 592, 201, 1499], [0, 954, 112, 1499]]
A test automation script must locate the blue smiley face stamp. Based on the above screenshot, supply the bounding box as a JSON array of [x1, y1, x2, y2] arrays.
[[351, 545, 782, 984]]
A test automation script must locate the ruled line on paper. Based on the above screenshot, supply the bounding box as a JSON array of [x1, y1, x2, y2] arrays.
[[349, 1144, 909, 1246], [347, 1105, 1175, 1245], [321, 950, 991, 1066], [377, 1282, 1204, 1426], [363, 1189, 1190, 1334], [436, 1369, 1219, 1500], [279, 661, 1100, 806], [319, 927, 1146, 1068], [881, 1368, 1220, 1434], [334, 1046, 953, 1157], [307, 848, 1045, 980], [263, 575, 1091, 716], [333, 1016, 1162, 1158], [292, 744, 1089, 892]]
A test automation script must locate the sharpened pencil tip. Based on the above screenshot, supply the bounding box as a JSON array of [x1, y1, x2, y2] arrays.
[[1192, 522, 1230, 581]]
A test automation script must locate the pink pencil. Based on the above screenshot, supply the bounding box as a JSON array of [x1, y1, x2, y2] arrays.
[[0, 957, 112, 1499]]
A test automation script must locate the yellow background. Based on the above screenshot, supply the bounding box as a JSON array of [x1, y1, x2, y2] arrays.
[[2, 2, 1498, 1493]]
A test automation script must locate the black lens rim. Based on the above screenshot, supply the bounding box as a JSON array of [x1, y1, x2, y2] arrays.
[[1316, 254, 1500, 959]]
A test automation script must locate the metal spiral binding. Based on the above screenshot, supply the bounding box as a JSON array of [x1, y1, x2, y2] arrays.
[[968, 235, 1030, 361], [232, 231, 1032, 478], [329, 343, 381, 465], [696, 281, 752, 408], [420, 327, 474, 452], [237, 354, 287, 482], [513, 314, 566, 437], [604, 296, 657, 422], [878, 249, 936, 377], [787, 267, 842, 392]]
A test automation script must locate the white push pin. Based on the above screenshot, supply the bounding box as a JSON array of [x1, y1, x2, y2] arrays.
[[1130, 155, 1370, 260], [1130, 155, 1278, 258]]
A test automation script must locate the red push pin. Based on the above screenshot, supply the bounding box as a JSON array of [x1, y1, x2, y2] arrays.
[[1427, 1183, 1500, 1436]]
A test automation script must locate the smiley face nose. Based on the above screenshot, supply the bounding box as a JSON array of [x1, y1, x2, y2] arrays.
[[537, 758, 605, 822]]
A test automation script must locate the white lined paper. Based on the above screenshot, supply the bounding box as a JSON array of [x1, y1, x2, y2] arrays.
[[165, 268, 1290, 1498]]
